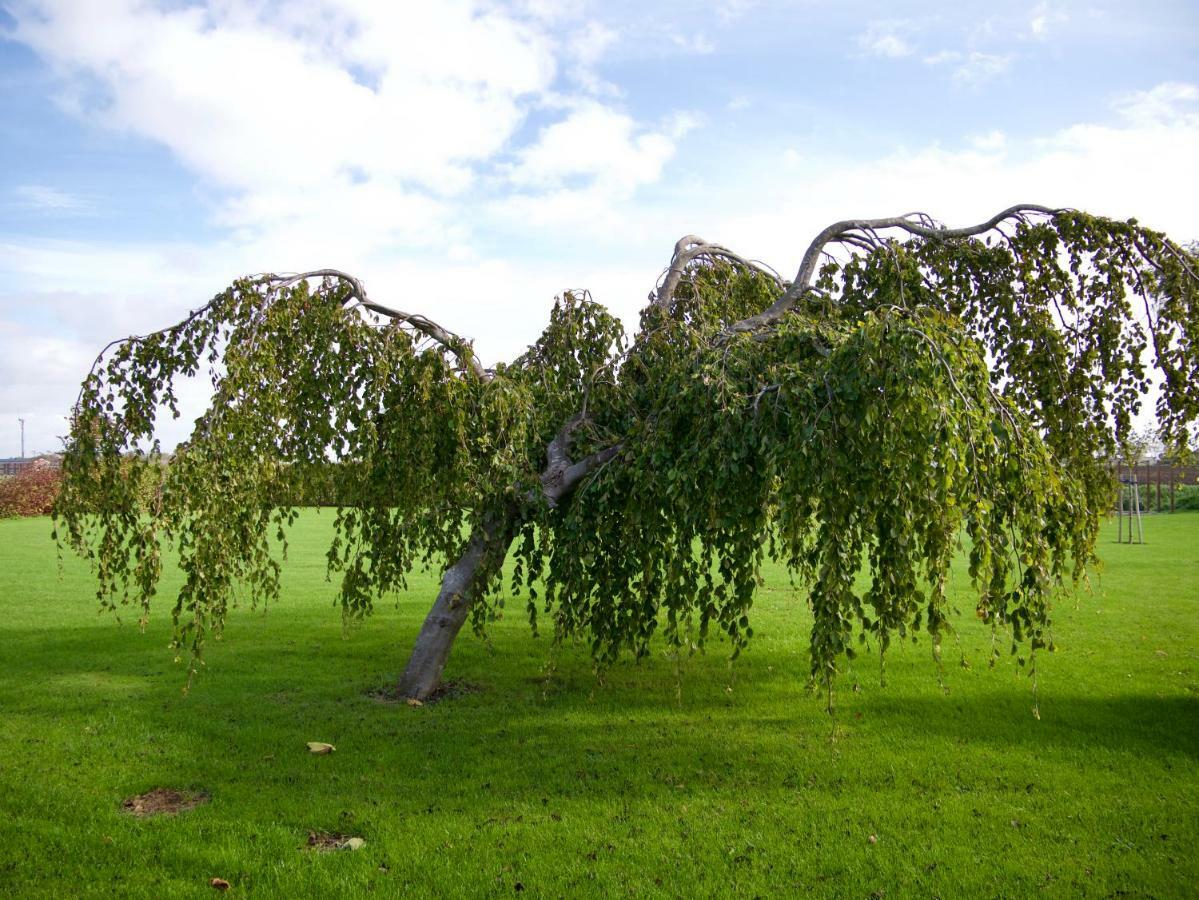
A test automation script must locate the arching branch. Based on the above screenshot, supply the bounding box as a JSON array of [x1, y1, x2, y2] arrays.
[[652, 234, 786, 310], [724, 204, 1063, 335], [258, 269, 487, 378], [82, 269, 486, 401]]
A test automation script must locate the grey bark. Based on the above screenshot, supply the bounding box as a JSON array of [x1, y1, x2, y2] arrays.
[[652, 235, 785, 310], [724, 204, 1061, 336], [272, 269, 488, 378], [397, 425, 622, 700], [397, 510, 516, 700]]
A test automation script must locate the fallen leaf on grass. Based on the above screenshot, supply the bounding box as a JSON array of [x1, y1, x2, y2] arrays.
[[406, 698, 423, 707], [306, 742, 335, 755], [210, 877, 230, 891]]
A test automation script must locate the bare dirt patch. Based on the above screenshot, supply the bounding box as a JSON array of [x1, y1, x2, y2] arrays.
[[367, 679, 483, 705], [306, 831, 364, 852], [121, 788, 210, 817]]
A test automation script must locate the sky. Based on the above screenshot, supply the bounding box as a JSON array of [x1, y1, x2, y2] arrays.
[[0, 0, 1197, 457]]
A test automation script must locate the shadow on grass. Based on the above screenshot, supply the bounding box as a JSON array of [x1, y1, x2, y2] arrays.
[[3, 621, 1196, 778]]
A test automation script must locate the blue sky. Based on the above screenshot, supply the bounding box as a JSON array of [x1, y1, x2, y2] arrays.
[[1, 0, 1197, 456]]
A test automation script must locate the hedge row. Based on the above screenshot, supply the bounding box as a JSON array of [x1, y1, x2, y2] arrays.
[[0, 466, 63, 517]]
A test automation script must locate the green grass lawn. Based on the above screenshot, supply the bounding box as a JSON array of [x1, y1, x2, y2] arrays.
[[0, 511, 1196, 898]]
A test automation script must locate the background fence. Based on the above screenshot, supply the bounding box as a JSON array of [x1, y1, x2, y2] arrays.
[[0, 456, 62, 478], [1114, 462, 1199, 513]]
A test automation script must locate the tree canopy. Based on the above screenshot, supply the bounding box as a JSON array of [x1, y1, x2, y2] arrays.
[[55, 206, 1199, 702]]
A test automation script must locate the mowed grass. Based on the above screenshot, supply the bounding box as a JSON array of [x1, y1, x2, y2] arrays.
[[0, 511, 1196, 899]]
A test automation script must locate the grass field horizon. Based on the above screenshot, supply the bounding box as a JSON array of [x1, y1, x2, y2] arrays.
[[0, 510, 1196, 897]]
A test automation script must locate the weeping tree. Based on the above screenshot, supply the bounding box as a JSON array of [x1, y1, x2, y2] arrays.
[[55, 206, 1199, 702]]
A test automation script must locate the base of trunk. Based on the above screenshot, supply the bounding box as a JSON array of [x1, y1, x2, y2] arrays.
[[397, 512, 515, 700]]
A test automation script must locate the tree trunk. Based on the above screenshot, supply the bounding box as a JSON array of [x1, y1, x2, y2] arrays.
[[395, 415, 620, 700], [397, 510, 516, 700]]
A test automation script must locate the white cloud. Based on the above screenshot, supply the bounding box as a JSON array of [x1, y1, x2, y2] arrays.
[[1112, 82, 1199, 126], [213, 177, 462, 263], [517, 0, 588, 23], [508, 104, 691, 196], [669, 32, 716, 55], [5, 0, 694, 275], [925, 50, 1012, 85], [968, 130, 1007, 152], [7, 1, 561, 227], [492, 108, 698, 235], [0, 320, 102, 455], [4, 0, 568, 254], [717, 0, 756, 23], [688, 84, 1199, 281], [11, 184, 88, 212], [1029, 2, 1068, 40], [857, 21, 916, 59], [568, 20, 620, 95]]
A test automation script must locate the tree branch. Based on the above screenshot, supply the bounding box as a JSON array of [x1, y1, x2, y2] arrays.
[[259, 269, 487, 378], [652, 235, 786, 310], [723, 204, 1063, 335], [543, 443, 624, 505], [534, 411, 623, 508]]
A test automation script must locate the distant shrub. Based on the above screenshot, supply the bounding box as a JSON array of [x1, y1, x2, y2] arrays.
[[1118, 482, 1199, 512], [0, 465, 63, 517]]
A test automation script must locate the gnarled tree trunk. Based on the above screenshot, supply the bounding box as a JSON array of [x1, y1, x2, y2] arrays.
[[397, 510, 516, 700]]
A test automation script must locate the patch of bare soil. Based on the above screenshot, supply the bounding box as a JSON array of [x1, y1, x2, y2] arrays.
[[121, 788, 209, 817], [367, 679, 483, 705], [306, 831, 363, 852]]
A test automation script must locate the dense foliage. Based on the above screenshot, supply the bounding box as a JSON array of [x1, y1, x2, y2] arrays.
[[1176, 485, 1199, 511], [0, 465, 62, 517], [55, 209, 1199, 698]]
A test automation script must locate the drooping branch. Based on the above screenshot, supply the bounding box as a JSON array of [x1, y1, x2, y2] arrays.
[[80, 269, 486, 406], [724, 204, 1062, 334], [652, 234, 786, 310], [256, 269, 487, 378]]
